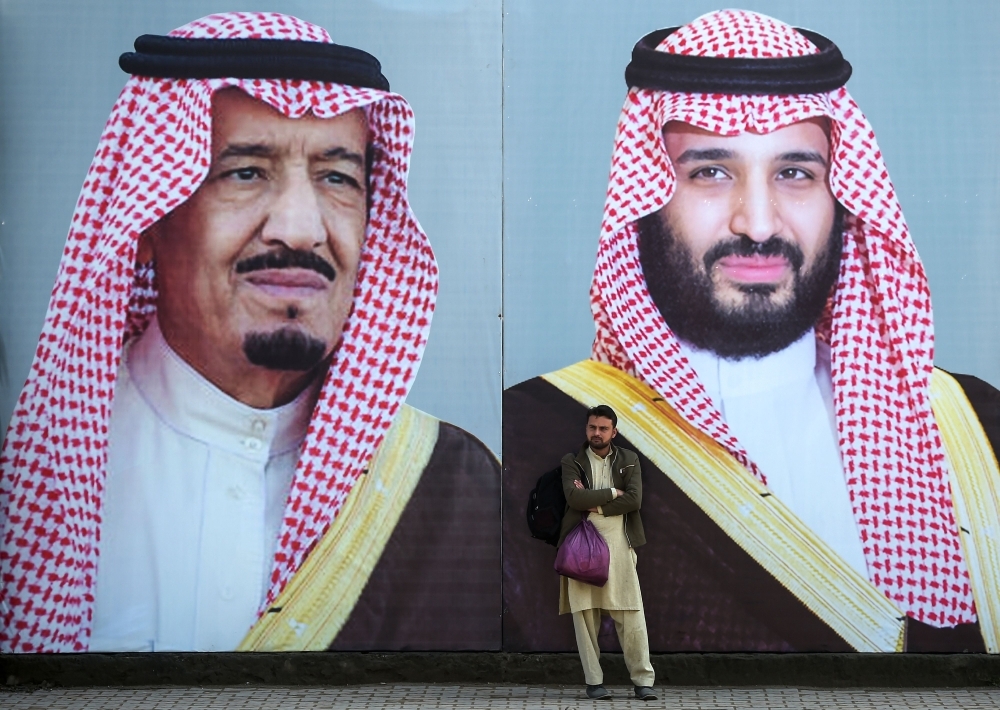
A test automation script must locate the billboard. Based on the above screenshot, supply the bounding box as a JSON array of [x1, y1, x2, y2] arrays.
[[0, 0, 997, 656]]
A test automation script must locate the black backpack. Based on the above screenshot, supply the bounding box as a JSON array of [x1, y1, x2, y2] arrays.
[[526, 466, 567, 546]]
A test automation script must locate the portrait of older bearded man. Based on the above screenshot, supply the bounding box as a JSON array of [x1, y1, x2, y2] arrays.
[[504, 10, 1000, 654], [0, 12, 499, 654]]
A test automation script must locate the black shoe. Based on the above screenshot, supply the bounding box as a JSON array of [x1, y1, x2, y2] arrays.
[[634, 685, 658, 700], [586, 684, 611, 699]]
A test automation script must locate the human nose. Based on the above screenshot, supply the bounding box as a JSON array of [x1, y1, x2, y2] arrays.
[[260, 173, 325, 251], [729, 176, 783, 243]]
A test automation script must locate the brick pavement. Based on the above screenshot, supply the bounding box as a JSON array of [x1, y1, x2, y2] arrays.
[[1, 685, 999, 709]]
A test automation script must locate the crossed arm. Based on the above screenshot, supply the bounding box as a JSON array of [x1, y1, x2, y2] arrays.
[[573, 479, 624, 513], [600, 464, 641, 516], [560, 453, 640, 515]]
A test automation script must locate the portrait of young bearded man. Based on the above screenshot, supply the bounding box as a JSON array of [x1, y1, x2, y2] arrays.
[[0, 12, 499, 654], [503, 9, 1000, 654]]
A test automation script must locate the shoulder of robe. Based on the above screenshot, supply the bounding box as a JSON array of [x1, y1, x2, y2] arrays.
[[503, 362, 594, 417], [403, 405, 500, 492], [504, 363, 631, 490], [942, 371, 1000, 459], [388, 407, 500, 572], [433, 420, 500, 476]]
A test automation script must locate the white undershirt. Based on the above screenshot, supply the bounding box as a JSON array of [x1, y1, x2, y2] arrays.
[[586, 447, 613, 490], [681, 330, 869, 578], [586, 446, 615, 515], [90, 318, 318, 652]]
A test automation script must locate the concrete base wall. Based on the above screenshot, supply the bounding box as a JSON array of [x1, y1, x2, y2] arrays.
[[3, 652, 1000, 688]]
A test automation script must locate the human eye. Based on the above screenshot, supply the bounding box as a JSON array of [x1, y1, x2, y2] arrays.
[[777, 166, 814, 181], [321, 170, 363, 191], [689, 166, 729, 181], [219, 166, 265, 182]]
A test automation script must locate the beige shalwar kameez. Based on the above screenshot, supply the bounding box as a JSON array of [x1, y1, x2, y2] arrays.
[[559, 447, 654, 688]]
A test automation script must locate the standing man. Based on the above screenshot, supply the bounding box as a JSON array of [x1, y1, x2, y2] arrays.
[[504, 9, 1000, 654], [0, 12, 500, 654], [560, 405, 655, 700]]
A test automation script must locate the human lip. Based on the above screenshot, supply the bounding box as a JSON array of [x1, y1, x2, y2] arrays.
[[243, 268, 329, 297], [715, 255, 790, 283]]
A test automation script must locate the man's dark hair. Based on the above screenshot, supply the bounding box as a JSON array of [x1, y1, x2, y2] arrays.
[[587, 405, 618, 427]]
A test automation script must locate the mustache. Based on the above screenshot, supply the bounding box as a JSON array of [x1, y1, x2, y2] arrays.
[[702, 235, 805, 273], [235, 250, 337, 282]]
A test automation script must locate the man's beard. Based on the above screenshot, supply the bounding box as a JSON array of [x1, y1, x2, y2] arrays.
[[637, 206, 844, 360], [235, 247, 336, 372], [243, 328, 328, 371]]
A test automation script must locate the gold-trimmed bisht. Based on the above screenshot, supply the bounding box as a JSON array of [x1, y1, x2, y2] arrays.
[[546, 360, 1000, 652], [238, 404, 439, 651]]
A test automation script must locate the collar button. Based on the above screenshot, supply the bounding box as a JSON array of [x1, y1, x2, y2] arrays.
[[243, 437, 263, 452]]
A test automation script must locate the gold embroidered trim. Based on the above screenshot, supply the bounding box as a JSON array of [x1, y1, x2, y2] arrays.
[[931, 369, 1000, 653], [237, 404, 439, 651], [544, 360, 904, 652]]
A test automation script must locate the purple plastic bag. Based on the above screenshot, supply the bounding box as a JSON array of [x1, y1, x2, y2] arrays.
[[554, 516, 610, 587]]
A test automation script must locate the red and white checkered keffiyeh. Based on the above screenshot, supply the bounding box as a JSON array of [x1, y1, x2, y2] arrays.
[[591, 9, 974, 628], [0, 12, 437, 652]]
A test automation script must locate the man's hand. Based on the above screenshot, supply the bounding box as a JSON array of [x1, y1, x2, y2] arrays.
[[587, 507, 600, 513], [616, 488, 625, 497]]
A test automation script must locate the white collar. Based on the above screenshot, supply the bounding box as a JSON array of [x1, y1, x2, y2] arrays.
[[681, 330, 820, 400], [586, 446, 610, 463], [124, 317, 320, 460]]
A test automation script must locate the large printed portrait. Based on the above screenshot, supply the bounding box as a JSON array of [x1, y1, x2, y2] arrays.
[[1, 0, 998, 659], [0, 2, 501, 653], [501, 2, 1000, 654]]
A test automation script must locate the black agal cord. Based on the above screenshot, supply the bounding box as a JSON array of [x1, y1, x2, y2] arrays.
[[120, 34, 389, 91], [625, 27, 851, 95]]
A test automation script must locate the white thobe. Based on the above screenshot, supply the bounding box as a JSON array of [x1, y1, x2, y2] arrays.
[[90, 318, 318, 652], [680, 330, 869, 578]]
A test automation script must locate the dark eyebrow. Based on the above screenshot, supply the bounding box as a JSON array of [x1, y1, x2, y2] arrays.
[[778, 150, 827, 167], [320, 146, 366, 168], [215, 143, 366, 168], [674, 148, 736, 164], [217, 143, 275, 160]]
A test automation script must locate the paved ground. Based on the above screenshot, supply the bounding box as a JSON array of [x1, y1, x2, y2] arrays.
[[1, 685, 999, 709]]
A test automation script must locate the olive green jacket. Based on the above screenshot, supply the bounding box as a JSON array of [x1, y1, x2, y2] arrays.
[[558, 443, 645, 548]]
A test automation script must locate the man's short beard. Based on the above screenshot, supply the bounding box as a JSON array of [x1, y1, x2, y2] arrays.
[[243, 328, 328, 372], [637, 205, 844, 360]]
